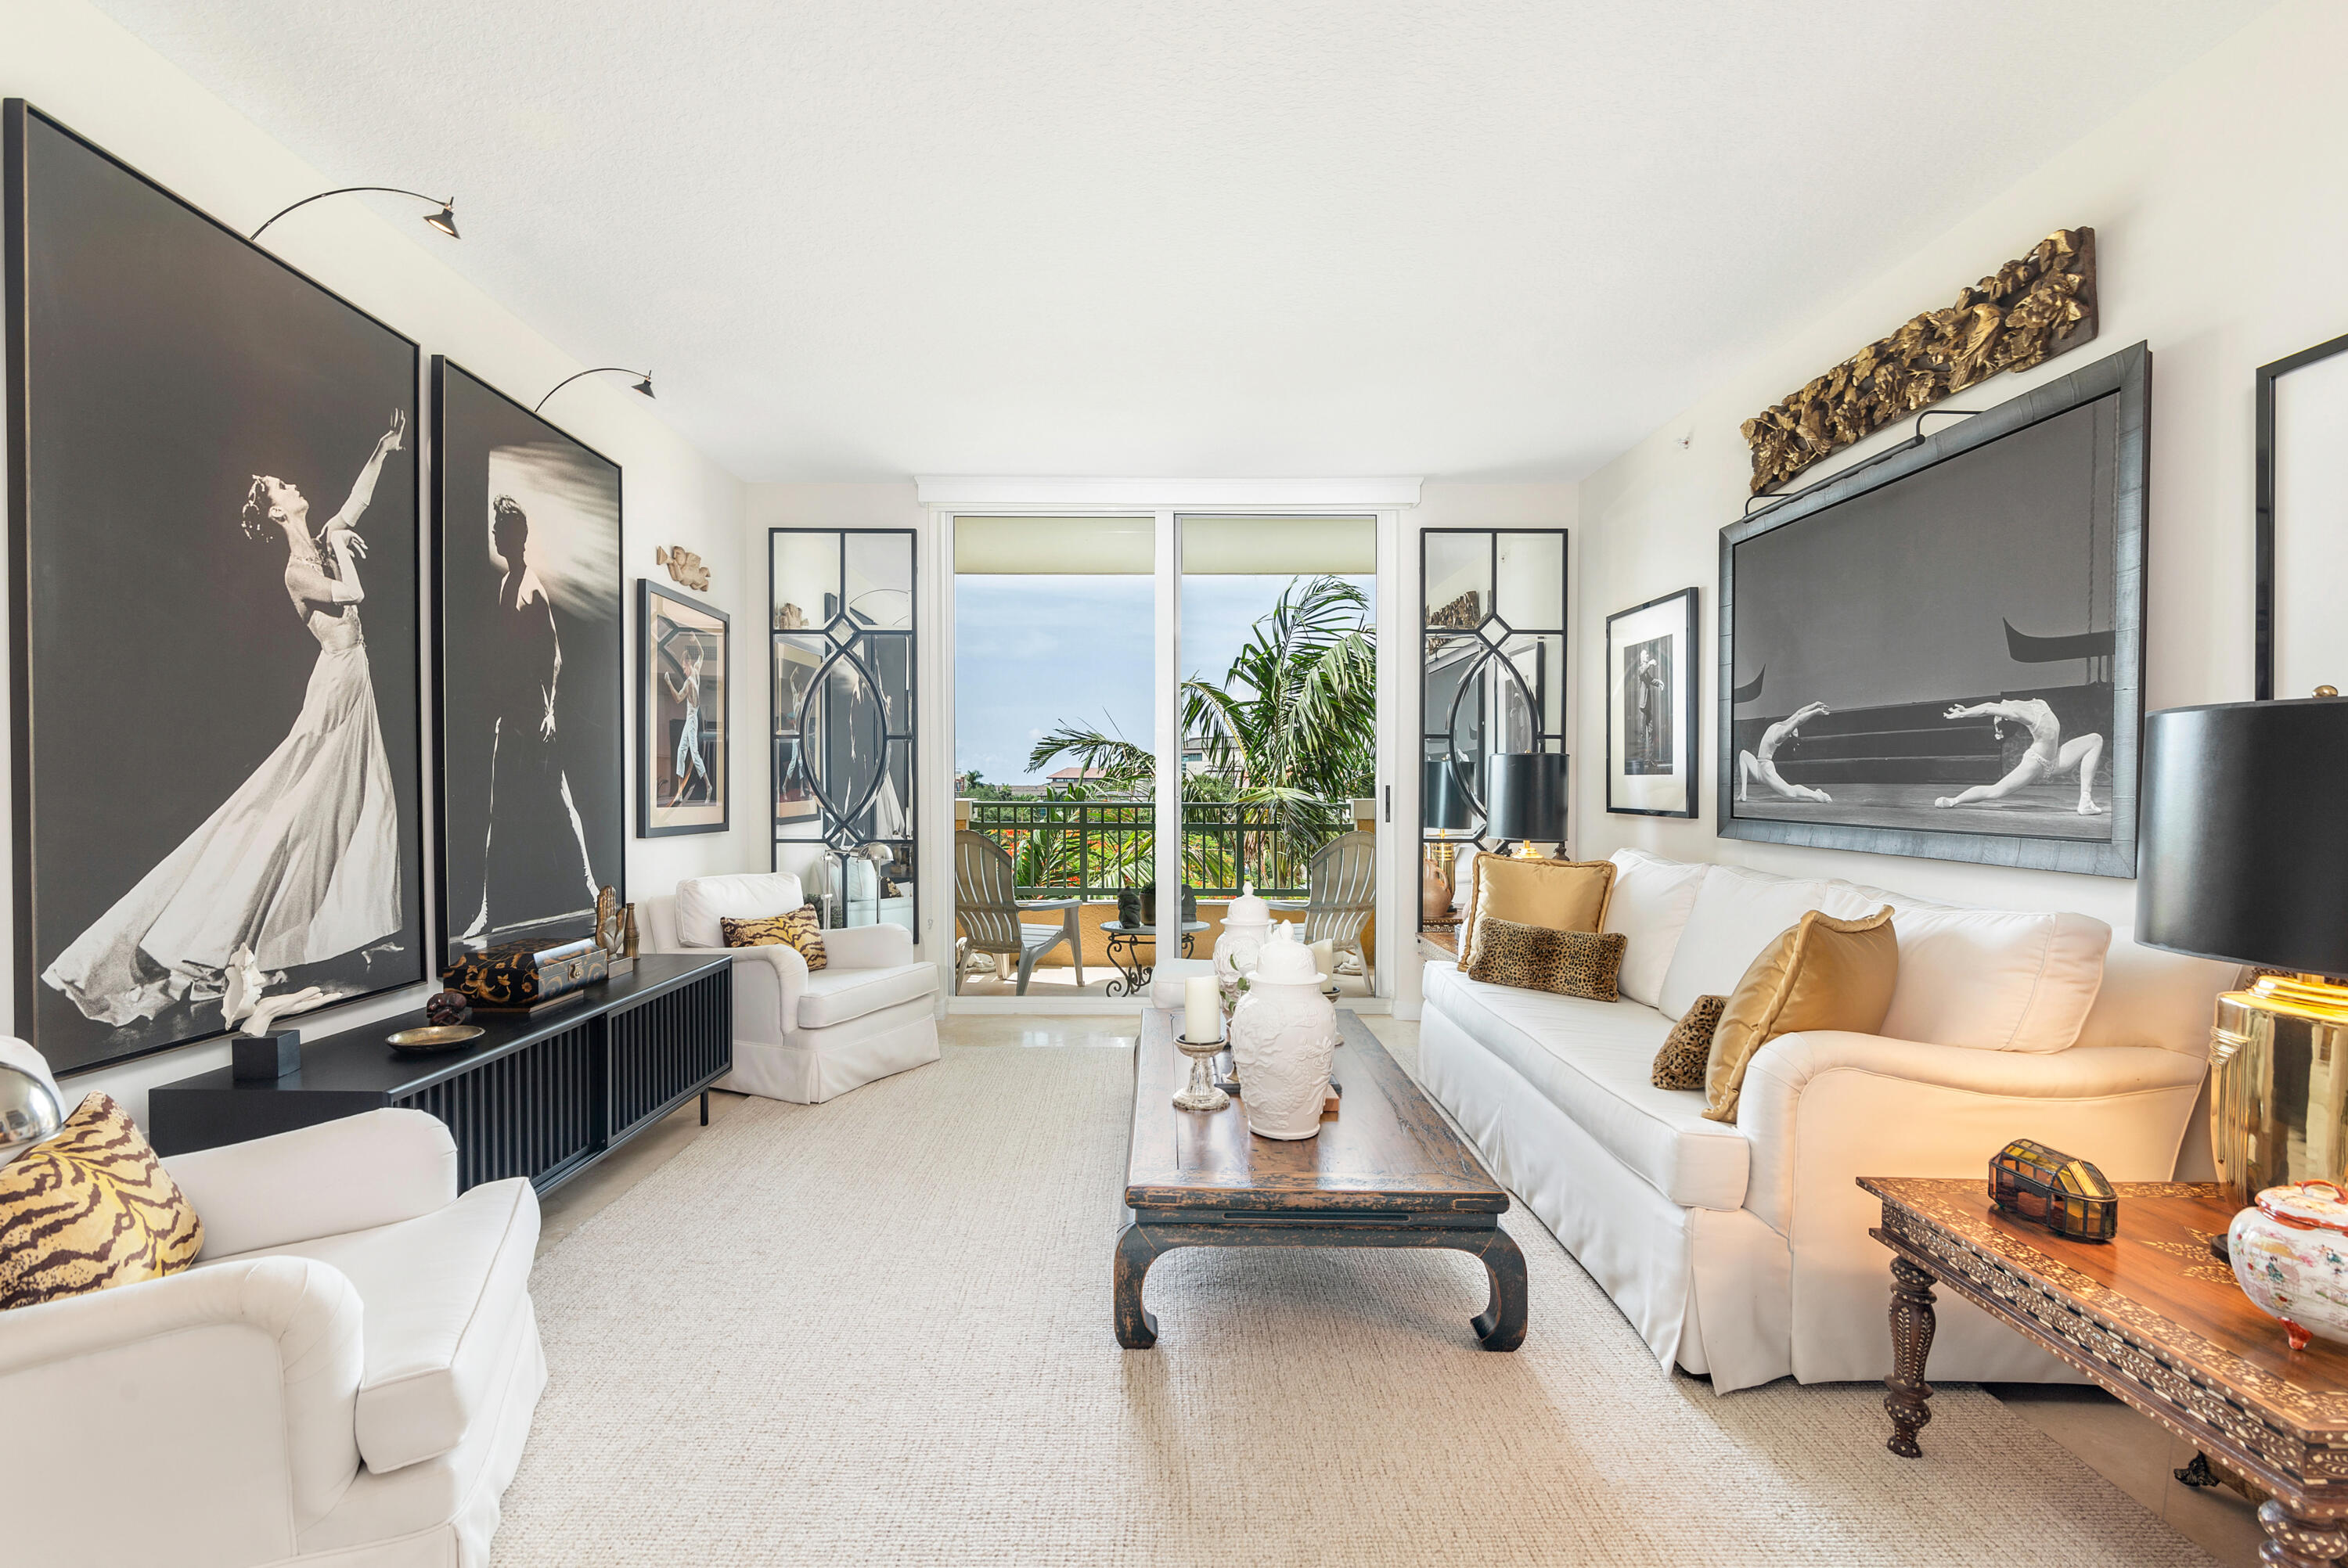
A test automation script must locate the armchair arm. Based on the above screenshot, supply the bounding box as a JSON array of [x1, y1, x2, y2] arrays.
[[720, 941, 808, 1046], [0, 1257, 365, 1557], [820, 922, 917, 968], [165, 1106, 457, 1260], [1016, 897, 1080, 912], [1739, 1030, 2209, 1237]]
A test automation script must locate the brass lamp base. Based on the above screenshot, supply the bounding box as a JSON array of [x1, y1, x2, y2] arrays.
[[2209, 972, 2348, 1206]]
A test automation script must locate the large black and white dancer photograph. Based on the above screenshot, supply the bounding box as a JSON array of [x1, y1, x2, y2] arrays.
[[1720, 343, 2147, 876], [639, 578, 729, 837], [433, 358, 625, 959], [6, 103, 427, 1072], [1605, 586, 1698, 817]]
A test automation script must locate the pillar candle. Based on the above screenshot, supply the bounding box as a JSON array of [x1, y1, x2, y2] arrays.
[[1185, 973, 1220, 1042], [1311, 939, 1335, 980]]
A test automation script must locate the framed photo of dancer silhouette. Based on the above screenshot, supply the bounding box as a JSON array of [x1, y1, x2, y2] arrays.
[[431, 358, 625, 961], [1717, 341, 2148, 879], [639, 579, 729, 837], [1605, 587, 1698, 818], [4, 101, 428, 1074]]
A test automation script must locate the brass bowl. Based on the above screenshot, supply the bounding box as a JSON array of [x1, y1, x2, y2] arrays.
[[387, 1023, 484, 1053]]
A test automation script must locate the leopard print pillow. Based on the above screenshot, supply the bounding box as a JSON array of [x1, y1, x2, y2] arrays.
[[723, 904, 827, 971], [1652, 995, 1727, 1091], [1464, 915, 1627, 1002]]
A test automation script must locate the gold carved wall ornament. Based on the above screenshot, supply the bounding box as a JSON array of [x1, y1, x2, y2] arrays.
[[1739, 228, 2098, 494]]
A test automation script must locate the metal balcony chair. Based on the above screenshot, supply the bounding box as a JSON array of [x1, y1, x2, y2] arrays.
[[953, 830, 1084, 995], [1270, 829, 1377, 979]]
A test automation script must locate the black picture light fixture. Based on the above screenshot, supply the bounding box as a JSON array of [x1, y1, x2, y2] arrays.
[[251, 186, 459, 243], [535, 368, 657, 414]]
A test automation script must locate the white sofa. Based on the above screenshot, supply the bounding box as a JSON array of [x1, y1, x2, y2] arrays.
[[0, 1100, 544, 1568], [643, 870, 940, 1104], [1421, 848, 2227, 1393]]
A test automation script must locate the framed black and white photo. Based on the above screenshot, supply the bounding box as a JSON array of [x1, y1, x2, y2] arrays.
[[639, 578, 729, 837], [1719, 341, 2148, 878], [432, 358, 625, 960], [4, 101, 427, 1074], [1605, 588, 1698, 817], [2256, 329, 2348, 701]]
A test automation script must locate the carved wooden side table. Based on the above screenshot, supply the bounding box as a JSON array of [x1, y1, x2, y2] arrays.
[[1861, 1177, 2348, 1567]]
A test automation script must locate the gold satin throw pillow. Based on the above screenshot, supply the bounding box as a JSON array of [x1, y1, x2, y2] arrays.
[[0, 1094, 204, 1311], [1464, 917, 1627, 1002], [1458, 854, 1615, 972], [723, 904, 827, 971], [1652, 994, 1727, 1091], [1703, 907, 1898, 1125]]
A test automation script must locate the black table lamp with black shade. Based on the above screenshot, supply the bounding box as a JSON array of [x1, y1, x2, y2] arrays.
[[1485, 751, 1568, 858], [1421, 758, 1477, 920], [2137, 694, 2348, 1203]]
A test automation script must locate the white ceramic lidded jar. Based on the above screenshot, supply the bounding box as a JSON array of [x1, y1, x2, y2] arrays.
[[2229, 1179, 2348, 1351], [1213, 883, 1276, 985], [1226, 923, 1338, 1141]]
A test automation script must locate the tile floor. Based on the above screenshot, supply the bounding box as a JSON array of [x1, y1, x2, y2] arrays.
[[537, 1009, 2267, 1566]]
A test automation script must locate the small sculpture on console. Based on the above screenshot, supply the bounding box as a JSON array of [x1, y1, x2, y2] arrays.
[[424, 990, 474, 1027]]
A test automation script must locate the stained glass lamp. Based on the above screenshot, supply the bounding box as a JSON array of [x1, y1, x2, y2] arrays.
[[1990, 1138, 2119, 1242]]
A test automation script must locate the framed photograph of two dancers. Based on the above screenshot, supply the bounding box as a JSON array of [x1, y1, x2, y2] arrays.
[[1717, 341, 2148, 878], [431, 359, 626, 963], [1605, 588, 1698, 818], [5, 101, 428, 1074]]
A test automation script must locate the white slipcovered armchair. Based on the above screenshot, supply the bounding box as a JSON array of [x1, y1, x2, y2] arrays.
[[0, 1057, 546, 1568], [642, 870, 940, 1103]]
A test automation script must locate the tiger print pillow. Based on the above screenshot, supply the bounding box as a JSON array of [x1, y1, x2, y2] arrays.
[[1464, 916, 1628, 1003], [0, 1093, 203, 1311], [1652, 994, 1728, 1091], [723, 904, 827, 971]]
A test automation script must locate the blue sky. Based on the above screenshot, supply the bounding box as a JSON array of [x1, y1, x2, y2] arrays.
[[954, 574, 1374, 785]]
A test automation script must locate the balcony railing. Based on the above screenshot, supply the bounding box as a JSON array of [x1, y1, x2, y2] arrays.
[[963, 798, 1329, 900]]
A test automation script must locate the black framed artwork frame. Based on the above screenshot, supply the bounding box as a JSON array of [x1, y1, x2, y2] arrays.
[[1718, 341, 2148, 879], [639, 577, 729, 837], [1605, 587, 1698, 818], [5, 101, 428, 1075], [2256, 329, 2348, 702], [431, 357, 625, 962]]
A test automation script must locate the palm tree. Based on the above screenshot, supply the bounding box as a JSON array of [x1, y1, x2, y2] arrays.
[[1028, 574, 1375, 861]]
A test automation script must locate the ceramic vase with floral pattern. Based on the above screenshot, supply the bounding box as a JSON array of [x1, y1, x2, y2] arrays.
[[1226, 923, 1337, 1141], [2230, 1178, 2348, 1351]]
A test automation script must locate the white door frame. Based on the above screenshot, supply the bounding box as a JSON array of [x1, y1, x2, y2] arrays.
[[917, 478, 1421, 1013]]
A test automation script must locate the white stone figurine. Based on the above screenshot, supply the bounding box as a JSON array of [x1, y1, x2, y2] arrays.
[[218, 944, 328, 1038], [1212, 882, 1276, 986], [1226, 922, 1338, 1140]]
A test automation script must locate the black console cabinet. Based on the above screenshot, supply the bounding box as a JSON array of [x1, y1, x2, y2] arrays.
[[149, 954, 733, 1194]]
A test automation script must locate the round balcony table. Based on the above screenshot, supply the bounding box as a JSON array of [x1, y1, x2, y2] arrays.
[[1097, 919, 1208, 999]]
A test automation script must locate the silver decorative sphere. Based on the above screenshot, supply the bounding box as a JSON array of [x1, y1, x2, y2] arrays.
[[0, 1061, 64, 1151]]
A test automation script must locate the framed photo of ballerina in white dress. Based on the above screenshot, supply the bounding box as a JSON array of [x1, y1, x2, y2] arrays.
[[1605, 587, 1698, 818], [5, 101, 428, 1074], [1717, 342, 2148, 879], [432, 358, 625, 962], [639, 578, 729, 837]]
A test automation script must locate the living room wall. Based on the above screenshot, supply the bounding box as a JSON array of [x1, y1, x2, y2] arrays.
[[3, 0, 764, 1118], [1572, 0, 2340, 1050]]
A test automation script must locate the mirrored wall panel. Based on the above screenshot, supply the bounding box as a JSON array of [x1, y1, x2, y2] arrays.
[[1421, 528, 1568, 930], [772, 529, 917, 930]]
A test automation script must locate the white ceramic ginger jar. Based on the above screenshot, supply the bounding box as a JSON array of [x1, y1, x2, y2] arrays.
[[2230, 1179, 2348, 1352], [1213, 883, 1276, 986], [1226, 923, 1337, 1141]]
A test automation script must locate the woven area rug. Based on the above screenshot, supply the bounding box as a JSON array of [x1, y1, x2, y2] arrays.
[[492, 1041, 2210, 1566]]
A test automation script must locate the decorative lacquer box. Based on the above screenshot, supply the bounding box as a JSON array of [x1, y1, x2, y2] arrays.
[[439, 937, 607, 1011]]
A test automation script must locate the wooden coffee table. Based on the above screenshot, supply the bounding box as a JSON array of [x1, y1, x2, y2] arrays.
[[1864, 1177, 2348, 1566], [1116, 1007, 1525, 1350]]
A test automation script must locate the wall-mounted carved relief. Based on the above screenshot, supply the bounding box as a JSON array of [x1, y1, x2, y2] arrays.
[[654, 545, 711, 592], [1740, 228, 2098, 495]]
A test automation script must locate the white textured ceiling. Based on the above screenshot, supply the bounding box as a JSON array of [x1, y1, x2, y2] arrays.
[[91, 1, 2267, 482]]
